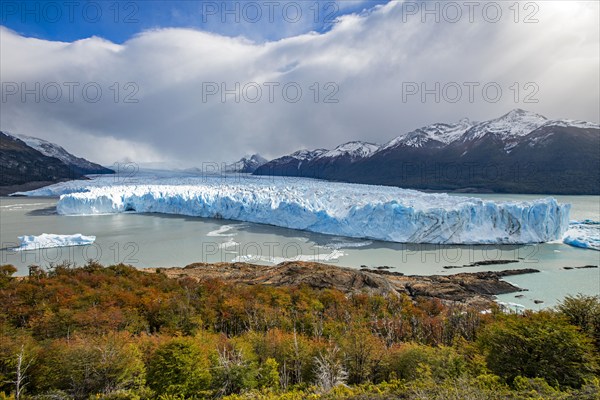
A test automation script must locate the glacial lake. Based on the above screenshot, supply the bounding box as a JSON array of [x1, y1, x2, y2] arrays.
[[1, 192, 598, 310]]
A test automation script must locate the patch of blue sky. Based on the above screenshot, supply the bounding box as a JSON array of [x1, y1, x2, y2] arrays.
[[0, 0, 389, 43]]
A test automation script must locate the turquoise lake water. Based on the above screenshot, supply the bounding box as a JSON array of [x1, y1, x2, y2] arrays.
[[1, 192, 598, 310]]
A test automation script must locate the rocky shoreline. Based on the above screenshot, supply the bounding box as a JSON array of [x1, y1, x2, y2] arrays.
[[145, 261, 540, 308]]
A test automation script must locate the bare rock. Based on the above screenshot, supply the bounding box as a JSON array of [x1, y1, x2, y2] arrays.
[[149, 261, 540, 308]]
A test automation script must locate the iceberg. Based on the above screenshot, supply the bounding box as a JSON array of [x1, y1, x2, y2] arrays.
[[322, 240, 374, 250], [563, 220, 600, 251], [232, 249, 345, 264], [14, 233, 96, 251], [55, 176, 570, 245], [207, 225, 238, 237]]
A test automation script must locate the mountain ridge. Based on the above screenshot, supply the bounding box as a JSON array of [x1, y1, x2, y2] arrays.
[[15, 133, 114, 175], [0, 131, 114, 195], [224, 153, 268, 173], [254, 110, 600, 195]]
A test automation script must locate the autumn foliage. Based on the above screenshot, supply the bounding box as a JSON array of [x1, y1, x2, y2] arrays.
[[0, 262, 598, 399]]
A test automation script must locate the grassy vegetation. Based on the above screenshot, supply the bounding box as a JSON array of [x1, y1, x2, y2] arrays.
[[0, 262, 598, 399]]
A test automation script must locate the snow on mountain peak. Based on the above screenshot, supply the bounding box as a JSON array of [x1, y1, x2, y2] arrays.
[[224, 153, 268, 173], [16, 134, 70, 160], [319, 141, 380, 160], [380, 118, 473, 151], [542, 119, 600, 130], [463, 109, 548, 143], [6, 132, 112, 173], [239, 153, 267, 165], [290, 149, 327, 160]]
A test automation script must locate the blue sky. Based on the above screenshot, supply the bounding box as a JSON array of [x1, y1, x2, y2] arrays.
[[0, 0, 387, 43]]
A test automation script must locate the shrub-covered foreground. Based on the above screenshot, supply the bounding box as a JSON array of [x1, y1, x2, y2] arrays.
[[0, 262, 598, 399]]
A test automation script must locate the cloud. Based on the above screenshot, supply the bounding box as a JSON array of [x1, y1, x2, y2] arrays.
[[1, 1, 598, 167]]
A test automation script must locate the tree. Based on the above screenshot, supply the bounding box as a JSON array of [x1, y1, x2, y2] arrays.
[[385, 343, 467, 382], [11, 345, 33, 400], [0, 265, 17, 289], [146, 338, 211, 398], [0, 332, 37, 399], [478, 311, 598, 388], [557, 294, 600, 349], [257, 358, 279, 390], [33, 333, 145, 399], [212, 346, 258, 396], [340, 326, 385, 384], [0, 266, 16, 278], [314, 346, 347, 392]]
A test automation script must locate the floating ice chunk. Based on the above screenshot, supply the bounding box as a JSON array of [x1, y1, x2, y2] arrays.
[[232, 249, 345, 264], [563, 220, 600, 251], [207, 225, 237, 237], [14, 233, 96, 251], [322, 240, 373, 250], [219, 238, 239, 249]]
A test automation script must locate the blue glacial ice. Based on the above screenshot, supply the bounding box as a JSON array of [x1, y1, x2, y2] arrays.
[[562, 220, 600, 251], [53, 175, 571, 245], [14, 233, 96, 251]]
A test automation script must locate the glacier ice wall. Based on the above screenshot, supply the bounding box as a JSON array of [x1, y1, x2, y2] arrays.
[[56, 180, 570, 244]]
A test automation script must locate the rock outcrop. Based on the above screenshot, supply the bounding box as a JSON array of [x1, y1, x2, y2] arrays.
[[146, 261, 539, 308]]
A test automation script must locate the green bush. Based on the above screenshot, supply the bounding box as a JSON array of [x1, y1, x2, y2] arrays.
[[478, 311, 598, 388], [258, 358, 280, 389], [386, 343, 467, 382], [32, 333, 145, 400], [557, 295, 600, 350], [146, 338, 212, 398], [211, 346, 259, 396]]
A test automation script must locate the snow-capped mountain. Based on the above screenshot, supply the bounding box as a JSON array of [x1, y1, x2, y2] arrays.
[[224, 154, 268, 173], [289, 149, 328, 160], [16, 134, 114, 175], [0, 131, 114, 195], [317, 141, 380, 161], [541, 119, 600, 130], [252, 149, 326, 176], [518, 118, 600, 150], [379, 118, 473, 151], [460, 109, 548, 151], [254, 110, 599, 194], [1, 132, 74, 189]]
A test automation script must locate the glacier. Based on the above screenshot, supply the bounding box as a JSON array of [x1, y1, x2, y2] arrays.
[[14, 233, 96, 251], [562, 220, 600, 251], [54, 176, 571, 245]]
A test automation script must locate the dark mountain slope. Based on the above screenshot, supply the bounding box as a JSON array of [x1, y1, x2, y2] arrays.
[[0, 132, 78, 187], [254, 111, 599, 194]]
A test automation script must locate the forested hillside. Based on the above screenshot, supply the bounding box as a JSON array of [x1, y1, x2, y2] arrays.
[[0, 262, 598, 399]]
